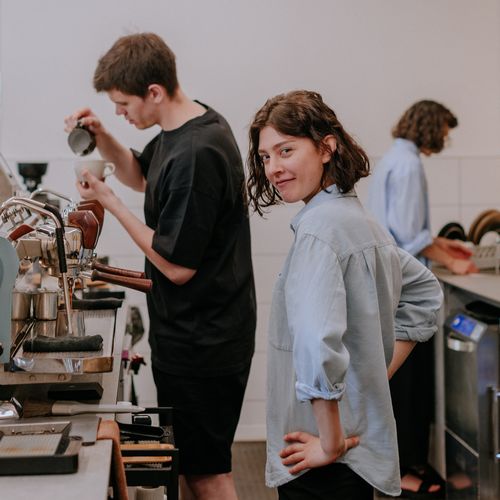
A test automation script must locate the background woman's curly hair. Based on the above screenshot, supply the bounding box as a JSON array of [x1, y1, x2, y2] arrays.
[[392, 100, 458, 153], [246, 90, 370, 216]]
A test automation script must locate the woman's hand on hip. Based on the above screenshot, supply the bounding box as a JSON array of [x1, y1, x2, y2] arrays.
[[279, 431, 359, 474]]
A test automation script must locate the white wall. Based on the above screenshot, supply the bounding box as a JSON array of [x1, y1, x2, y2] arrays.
[[1, 0, 500, 440]]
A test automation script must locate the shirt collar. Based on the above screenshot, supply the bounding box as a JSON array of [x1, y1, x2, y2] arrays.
[[290, 184, 357, 232], [394, 138, 420, 155]]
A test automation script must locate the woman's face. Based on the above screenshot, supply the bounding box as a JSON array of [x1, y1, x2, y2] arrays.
[[258, 126, 333, 204]]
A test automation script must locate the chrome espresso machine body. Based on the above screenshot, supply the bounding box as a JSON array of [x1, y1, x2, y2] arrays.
[[0, 161, 151, 396]]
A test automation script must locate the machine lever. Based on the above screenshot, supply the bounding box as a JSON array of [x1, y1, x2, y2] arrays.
[[490, 386, 500, 462]]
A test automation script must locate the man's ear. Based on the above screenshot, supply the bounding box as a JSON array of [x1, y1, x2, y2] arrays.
[[147, 84, 166, 103], [321, 135, 337, 163]]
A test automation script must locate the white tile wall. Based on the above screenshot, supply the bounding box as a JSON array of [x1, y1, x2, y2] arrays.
[[459, 158, 500, 205], [423, 158, 461, 206], [424, 156, 500, 236], [428, 206, 463, 236]]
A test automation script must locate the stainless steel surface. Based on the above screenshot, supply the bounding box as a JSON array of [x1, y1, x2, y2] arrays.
[[9, 309, 116, 374], [16, 225, 83, 270], [56, 308, 85, 336], [11, 353, 113, 374], [0, 439, 112, 499], [33, 291, 58, 320], [490, 387, 500, 462], [30, 188, 74, 204], [0, 402, 19, 420], [11, 291, 32, 320], [446, 336, 476, 353], [444, 307, 500, 499], [0, 433, 61, 456], [68, 122, 96, 156], [0, 193, 128, 385], [33, 320, 57, 337]]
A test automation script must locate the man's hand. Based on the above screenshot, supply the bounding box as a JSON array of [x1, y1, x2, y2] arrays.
[[64, 107, 106, 136], [76, 170, 118, 211], [279, 431, 359, 474]]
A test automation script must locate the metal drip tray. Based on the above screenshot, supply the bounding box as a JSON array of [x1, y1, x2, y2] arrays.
[[5, 310, 116, 374], [11, 352, 113, 374], [0, 421, 81, 475], [0, 432, 62, 456]]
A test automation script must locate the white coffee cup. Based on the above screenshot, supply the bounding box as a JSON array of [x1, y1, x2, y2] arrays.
[[74, 159, 115, 183]]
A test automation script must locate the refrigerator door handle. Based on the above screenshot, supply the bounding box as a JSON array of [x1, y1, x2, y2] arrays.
[[489, 386, 500, 461]]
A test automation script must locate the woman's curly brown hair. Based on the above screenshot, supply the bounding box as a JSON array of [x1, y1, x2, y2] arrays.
[[392, 100, 458, 153], [246, 90, 370, 216]]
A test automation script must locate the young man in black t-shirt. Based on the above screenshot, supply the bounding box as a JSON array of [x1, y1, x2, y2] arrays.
[[65, 33, 256, 499]]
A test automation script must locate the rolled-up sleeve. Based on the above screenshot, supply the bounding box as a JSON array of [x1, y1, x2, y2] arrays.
[[386, 163, 433, 257], [395, 248, 443, 341], [284, 234, 349, 402]]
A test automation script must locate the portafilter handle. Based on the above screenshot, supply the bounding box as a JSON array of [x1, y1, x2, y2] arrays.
[[91, 261, 146, 279], [82, 270, 152, 293]]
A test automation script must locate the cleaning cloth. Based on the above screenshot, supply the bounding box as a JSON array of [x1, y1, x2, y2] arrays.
[[23, 334, 103, 352]]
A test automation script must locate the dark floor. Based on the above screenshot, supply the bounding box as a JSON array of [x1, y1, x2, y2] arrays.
[[232, 441, 397, 500], [232, 441, 277, 500]]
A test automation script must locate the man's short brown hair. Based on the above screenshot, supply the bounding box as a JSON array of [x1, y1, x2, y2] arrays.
[[93, 32, 179, 97]]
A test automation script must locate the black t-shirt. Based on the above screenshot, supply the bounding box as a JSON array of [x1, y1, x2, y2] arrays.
[[133, 103, 256, 376]]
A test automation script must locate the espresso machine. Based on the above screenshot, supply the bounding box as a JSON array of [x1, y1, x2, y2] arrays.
[[0, 158, 151, 401]]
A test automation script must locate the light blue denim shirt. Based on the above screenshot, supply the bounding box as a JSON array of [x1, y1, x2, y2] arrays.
[[266, 186, 443, 495], [367, 138, 433, 263]]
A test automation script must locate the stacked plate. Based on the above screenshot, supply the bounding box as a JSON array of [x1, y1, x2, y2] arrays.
[[437, 222, 467, 241], [467, 209, 500, 245], [438, 209, 500, 245]]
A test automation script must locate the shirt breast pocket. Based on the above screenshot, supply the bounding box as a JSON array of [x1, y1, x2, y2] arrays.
[[268, 274, 293, 352]]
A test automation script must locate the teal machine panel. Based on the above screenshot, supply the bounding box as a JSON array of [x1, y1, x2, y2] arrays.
[[0, 237, 19, 364]]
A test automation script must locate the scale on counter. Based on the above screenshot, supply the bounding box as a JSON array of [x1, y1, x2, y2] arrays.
[[0, 420, 81, 475], [447, 312, 488, 343], [444, 300, 500, 498]]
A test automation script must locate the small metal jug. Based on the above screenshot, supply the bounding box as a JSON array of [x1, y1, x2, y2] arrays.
[[67, 121, 96, 156]]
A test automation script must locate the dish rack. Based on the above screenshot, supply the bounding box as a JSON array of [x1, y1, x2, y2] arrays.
[[471, 244, 500, 273]]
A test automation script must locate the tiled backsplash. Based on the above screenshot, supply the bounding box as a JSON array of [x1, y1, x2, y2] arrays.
[[358, 155, 500, 234]]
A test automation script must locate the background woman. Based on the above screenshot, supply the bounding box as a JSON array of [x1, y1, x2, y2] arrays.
[[368, 100, 477, 497]]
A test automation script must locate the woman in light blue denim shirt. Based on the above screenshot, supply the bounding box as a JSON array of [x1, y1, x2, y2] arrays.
[[367, 100, 476, 497], [246, 90, 443, 499]]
